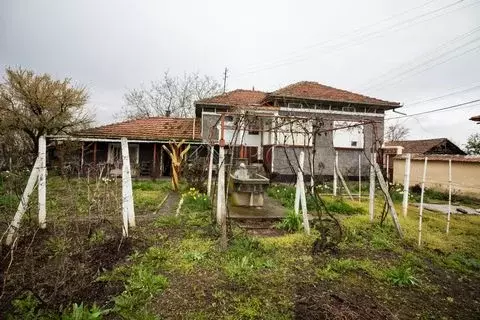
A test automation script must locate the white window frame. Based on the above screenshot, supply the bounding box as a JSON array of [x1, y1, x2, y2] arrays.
[[107, 143, 140, 165], [332, 121, 364, 149]]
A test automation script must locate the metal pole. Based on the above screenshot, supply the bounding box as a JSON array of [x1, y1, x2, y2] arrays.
[[38, 135, 47, 229], [207, 144, 214, 196], [358, 153, 361, 202], [369, 152, 376, 222], [333, 151, 338, 196]]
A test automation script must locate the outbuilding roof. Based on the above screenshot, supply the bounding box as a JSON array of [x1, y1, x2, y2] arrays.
[[77, 117, 201, 141], [385, 138, 466, 155]]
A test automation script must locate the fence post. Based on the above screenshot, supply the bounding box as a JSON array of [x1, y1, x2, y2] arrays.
[[446, 159, 452, 234], [358, 154, 361, 202], [5, 157, 41, 245], [38, 135, 47, 229], [333, 151, 338, 196], [121, 138, 135, 235], [402, 153, 411, 217], [207, 144, 214, 196], [369, 152, 376, 222], [296, 152, 310, 234], [418, 157, 428, 247]]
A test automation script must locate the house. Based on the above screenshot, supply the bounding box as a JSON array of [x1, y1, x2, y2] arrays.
[[392, 154, 480, 196], [63, 81, 401, 180], [382, 138, 466, 181], [52, 117, 202, 177], [195, 81, 400, 180]]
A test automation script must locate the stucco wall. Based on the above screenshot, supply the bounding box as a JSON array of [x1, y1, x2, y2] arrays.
[[393, 158, 480, 196]]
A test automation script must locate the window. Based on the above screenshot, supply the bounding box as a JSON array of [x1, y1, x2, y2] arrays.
[[332, 121, 364, 149], [287, 102, 303, 109], [342, 106, 356, 112], [248, 119, 260, 135], [107, 143, 139, 166]]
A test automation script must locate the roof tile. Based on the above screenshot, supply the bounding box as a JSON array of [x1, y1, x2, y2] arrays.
[[77, 117, 201, 141]]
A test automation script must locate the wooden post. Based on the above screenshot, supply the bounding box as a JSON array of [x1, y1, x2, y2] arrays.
[[446, 159, 452, 234], [207, 144, 214, 196], [336, 161, 354, 201], [80, 142, 85, 171], [374, 162, 404, 238], [333, 151, 338, 196], [217, 115, 227, 249], [402, 153, 411, 217], [358, 153, 361, 202], [93, 142, 97, 164], [310, 151, 314, 194], [38, 135, 47, 229], [5, 157, 41, 245], [153, 143, 157, 176], [386, 154, 390, 182], [369, 152, 376, 222], [297, 151, 310, 234], [418, 157, 428, 246], [121, 138, 135, 233]]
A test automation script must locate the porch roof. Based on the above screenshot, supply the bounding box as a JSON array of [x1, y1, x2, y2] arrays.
[[74, 117, 202, 142]]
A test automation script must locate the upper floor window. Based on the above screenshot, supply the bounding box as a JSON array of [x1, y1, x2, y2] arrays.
[[332, 121, 364, 149], [342, 106, 356, 112], [287, 102, 303, 109]]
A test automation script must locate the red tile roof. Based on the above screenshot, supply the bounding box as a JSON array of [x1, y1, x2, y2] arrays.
[[196, 89, 268, 106], [77, 117, 201, 141], [470, 115, 480, 122], [270, 81, 400, 108], [196, 81, 400, 109], [385, 138, 465, 155]]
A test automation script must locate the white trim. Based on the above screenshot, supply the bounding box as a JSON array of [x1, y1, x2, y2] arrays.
[[279, 107, 385, 118]]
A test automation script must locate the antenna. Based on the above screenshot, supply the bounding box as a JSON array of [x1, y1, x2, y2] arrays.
[[223, 67, 228, 93]]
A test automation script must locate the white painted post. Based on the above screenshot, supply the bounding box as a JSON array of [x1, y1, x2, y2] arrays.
[[358, 154, 361, 202], [333, 151, 338, 196], [446, 159, 452, 234], [297, 152, 310, 234], [418, 157, 428, 247], [38, 135, 47, 229], [207, 144, 214, 196], [402, 153, 411, 217], [121, 138, 135, 236], [216, 145, 226, 225], [374, 162, 404, 238], [310, 151, 314, 194], [386, 154, 390, 182], [5, 157, 41, 246], [369, 152, 376, 222]]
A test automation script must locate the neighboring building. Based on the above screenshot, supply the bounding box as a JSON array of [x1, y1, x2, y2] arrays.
[[392, 154, 480, 196], [64, 81, 401, 179], [382, 138, 466, 181]]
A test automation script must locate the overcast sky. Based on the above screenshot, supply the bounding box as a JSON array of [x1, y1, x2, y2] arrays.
[[1, 0, 479, 147]]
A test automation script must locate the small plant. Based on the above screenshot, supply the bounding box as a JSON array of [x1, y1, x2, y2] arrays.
[[325, 198, 364, 215], [61, 303, 108, 320], [386, 265, 419, 287], [276, 210, 303, 232], [88, 230, 106, 246], [45, 236, 70, 257], [182, 188, 211, 213]]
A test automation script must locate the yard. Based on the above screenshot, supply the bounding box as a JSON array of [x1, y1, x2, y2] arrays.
[[1, 176, 480, 319]]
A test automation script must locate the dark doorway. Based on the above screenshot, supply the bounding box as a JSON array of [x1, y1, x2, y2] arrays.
[[162, 148, 172, 177]]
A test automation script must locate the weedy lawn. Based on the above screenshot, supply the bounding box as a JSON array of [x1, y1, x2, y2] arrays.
[[2, 178, 480, 319]]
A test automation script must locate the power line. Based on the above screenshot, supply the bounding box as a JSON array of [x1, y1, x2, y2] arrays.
[[359, 24, 480, 90], [364, 37, 480, 91], [388, 98, 480, 120], [233, 0, 477, 78], [405, 82, 480, 106], [240, 0, 441, 72]]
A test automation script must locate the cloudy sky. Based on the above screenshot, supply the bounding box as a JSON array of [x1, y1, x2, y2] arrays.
[[1, 0, 479, 147]]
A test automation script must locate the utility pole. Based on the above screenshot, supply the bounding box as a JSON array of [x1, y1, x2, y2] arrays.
[[223, 67, 228, 93]]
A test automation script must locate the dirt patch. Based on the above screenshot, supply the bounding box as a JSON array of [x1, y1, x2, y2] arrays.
[[0, 220, 135, 316], [294, 282, 394, 320]]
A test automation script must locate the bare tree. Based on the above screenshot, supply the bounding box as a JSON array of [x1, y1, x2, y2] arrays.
[[385, 122, 410, 141], [122, 71, 221, 119], [0, 67, 92, 162]]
